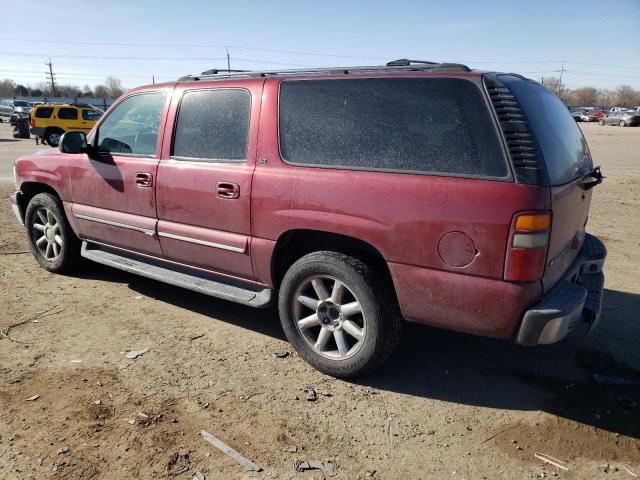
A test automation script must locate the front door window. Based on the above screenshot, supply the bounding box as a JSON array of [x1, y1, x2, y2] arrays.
[[97, 93, 165, 156]]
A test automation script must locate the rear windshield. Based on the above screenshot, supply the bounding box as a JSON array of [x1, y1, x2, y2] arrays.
[[279, 77, 509, 179], [502, 77, 592, 185]]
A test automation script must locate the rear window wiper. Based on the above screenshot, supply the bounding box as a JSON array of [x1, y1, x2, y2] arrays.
[[581, 166, 604, 190]]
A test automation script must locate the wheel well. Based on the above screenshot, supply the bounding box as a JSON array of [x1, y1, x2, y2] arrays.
[[19, 182, 60, 212], [272, 229, 395, 290], [44, 127, 64, 137]]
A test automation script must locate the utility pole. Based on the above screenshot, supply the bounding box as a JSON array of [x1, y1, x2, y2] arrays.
[[226, 47, 231, 74], [45, 58, 57, 97], [152, 74, 155, 85], [557, 61, 565, 96]]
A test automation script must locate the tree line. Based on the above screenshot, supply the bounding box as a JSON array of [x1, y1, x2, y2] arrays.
[[1, 75, 638, 107], [540, 78, 639, 107], [0, 76, 124, 99]]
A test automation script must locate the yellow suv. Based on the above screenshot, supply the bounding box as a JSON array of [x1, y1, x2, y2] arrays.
[[30, 103, 103, 146]]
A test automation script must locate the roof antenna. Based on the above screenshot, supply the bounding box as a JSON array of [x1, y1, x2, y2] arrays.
[[226, 47, 231, 75]]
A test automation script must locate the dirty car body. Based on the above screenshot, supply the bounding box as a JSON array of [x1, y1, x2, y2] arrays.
[[10, 60, 607, 377]]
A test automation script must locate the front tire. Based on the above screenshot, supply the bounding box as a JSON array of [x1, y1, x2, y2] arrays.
[[25, 193, 81, 273], [619, 120, 627, 127], [278, 251, 402, 378]]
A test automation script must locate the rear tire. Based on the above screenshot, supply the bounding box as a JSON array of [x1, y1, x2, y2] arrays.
[[24, 193, 81, 273], [278, 251, 402, 378], [45, 128, 63, 147]]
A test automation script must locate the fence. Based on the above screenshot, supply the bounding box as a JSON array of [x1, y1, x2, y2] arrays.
[[1, 96, 116, 112]]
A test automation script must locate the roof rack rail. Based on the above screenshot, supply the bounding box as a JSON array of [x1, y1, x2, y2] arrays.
[[201, 68, 249, 75], [178, 60, 471, 82], [386, 58, 438, 66]]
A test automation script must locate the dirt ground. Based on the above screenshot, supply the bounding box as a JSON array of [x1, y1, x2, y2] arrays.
[[0, 121, 639, 480]]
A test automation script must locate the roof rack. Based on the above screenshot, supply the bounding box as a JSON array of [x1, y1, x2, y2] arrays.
[[178, 59, 471, 82]]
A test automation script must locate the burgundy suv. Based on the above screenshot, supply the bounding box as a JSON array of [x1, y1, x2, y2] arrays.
[[10, 60, 606, 377]]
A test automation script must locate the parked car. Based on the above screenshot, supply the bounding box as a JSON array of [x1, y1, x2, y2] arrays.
[[0, 99, 32, 119], [570, 108, 585, 121], [30, 103, 103, 146], [580, 110, 606, 122], [9, 60, 606, 377], [599, 110, 640, 126]]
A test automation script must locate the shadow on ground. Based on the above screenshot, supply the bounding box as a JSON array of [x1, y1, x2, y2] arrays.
[[74, 264, 640, 439]]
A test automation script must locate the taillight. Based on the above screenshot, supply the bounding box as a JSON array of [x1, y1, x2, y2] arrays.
[[504, 212, 551, 282], [30, 116, 35, 128]]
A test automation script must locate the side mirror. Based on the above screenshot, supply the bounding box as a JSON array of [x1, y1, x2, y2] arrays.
[[59, 131, 88, 154]]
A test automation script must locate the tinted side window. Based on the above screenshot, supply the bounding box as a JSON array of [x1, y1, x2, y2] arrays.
[[58, 108, 78, 120], [98, 93, 165, 156], [35, 107, 54, 118], [502, 77, 592, 185], [82, 109, 102, 121], [173, 89, 250, 161], [279, 78, 508, 178]]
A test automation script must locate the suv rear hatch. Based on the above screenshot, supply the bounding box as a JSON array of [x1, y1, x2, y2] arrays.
[[491, 75, 601, 292]]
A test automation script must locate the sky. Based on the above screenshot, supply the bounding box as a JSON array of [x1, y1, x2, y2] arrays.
[[1, 0, 639, 91]]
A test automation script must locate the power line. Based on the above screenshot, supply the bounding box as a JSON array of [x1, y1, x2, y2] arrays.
[[0, 51, 318, 67], [0, 38, 387, 61], [2, 38, 638, 70]]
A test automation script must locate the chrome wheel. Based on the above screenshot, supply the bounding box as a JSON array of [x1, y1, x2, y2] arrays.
[[32, 207, 63, 261], [293, 275, 366, 360]]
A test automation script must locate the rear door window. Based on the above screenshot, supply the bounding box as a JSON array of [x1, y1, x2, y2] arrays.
[[501, 77, 592, 185], [172, 89, 251, 161], [58, 108, 78, 120], [278, 77, 509, 178]]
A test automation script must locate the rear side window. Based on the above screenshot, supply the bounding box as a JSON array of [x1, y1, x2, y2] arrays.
[[502, 78, 592, 185], [82, 109, 102, 121], [279, 78, 509, 178], [35, 107, 53, 118], [58, 108, 78, 120], [173, 89, 250, 161]]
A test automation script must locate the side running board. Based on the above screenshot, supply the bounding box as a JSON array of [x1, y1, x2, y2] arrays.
[[80, 242, 272, 308]]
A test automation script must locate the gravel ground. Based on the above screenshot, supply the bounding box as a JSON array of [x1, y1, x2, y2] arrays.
[[0, 121, 638, 479]]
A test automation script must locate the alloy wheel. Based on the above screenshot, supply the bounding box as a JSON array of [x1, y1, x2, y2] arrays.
[[31, 207, 63, 261], [292, 275, 366, 360]]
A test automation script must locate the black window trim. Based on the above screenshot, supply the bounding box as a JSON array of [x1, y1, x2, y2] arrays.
[[95, 90, 167, 159], [276, 76, 514, 182], [169, 87, 252, 164]]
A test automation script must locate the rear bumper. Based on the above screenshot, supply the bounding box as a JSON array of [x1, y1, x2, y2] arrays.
[[516, 233, 606, 346]]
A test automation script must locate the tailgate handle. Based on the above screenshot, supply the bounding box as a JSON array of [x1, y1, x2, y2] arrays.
[[216, 182, 240, 199]]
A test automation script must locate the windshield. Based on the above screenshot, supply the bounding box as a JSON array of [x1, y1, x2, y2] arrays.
[[14, 101, 30, 107], [501, 76, 592, 185]]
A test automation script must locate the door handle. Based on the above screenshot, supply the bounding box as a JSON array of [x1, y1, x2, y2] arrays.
[[216, 182, 240, 199], [136, 172, 153, 188]]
